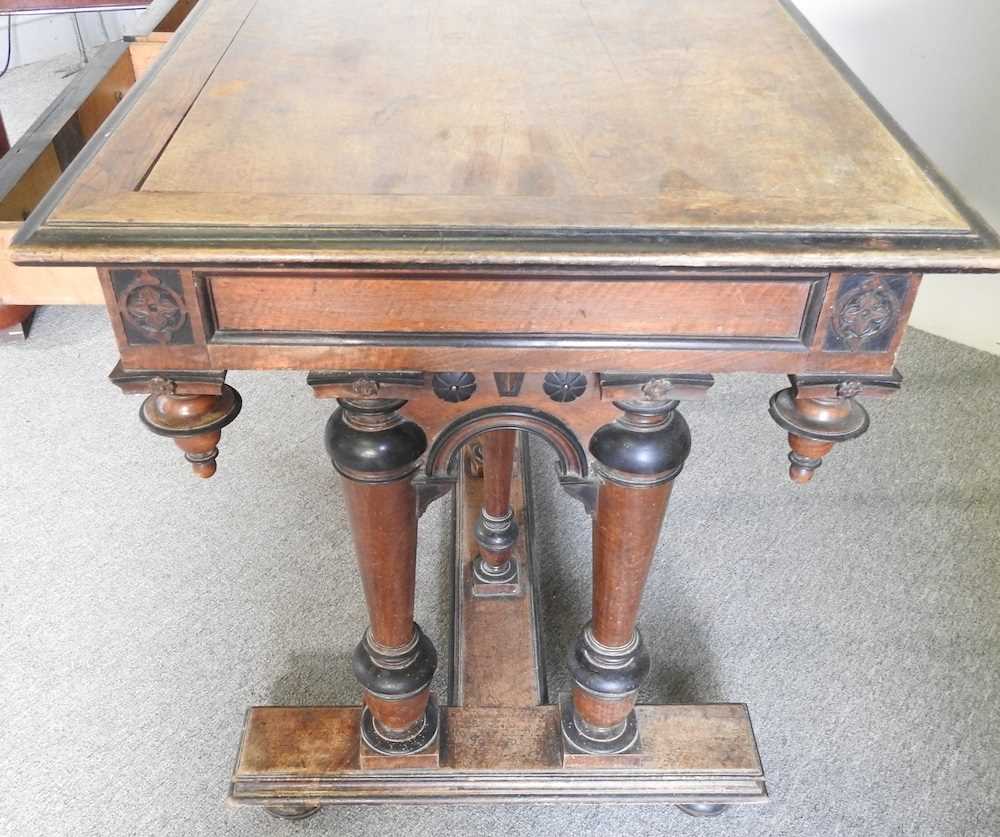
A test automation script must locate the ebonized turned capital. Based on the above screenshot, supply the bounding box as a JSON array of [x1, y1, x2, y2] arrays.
[[353, 624, 437, 700], [325, 398, 427, 482], [589, 400, 692, 486]]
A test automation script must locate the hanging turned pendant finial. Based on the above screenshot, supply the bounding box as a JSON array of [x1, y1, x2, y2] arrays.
[[769, 371, 902, 483], [110, 364, 242, 478], [140, 383, 242, 477]]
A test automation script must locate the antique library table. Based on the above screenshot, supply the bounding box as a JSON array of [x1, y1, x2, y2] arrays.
[[13, 0, 1000, 822]]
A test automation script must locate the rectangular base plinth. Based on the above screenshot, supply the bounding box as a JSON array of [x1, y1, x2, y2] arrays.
[[229, 704, 767, 808]]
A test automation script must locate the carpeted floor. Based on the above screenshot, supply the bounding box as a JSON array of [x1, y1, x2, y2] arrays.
[[1, 305, 998, 836]]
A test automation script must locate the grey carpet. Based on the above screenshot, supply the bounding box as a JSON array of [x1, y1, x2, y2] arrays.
[[1, 306, 998, 836]]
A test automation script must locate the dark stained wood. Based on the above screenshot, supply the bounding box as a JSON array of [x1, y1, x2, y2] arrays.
[[359, 730, 440, 771], [138, 0, 198, 32], [207, 273, 815, 339], [481, 431, 515, 519], [571, 688, 638, 733], [230, 704, 766, 805], [136, 384, 241, 477], [206, 341, 906, 376], [361, 691, 432, 743], [236, 706, 360, 776], [341, 478, 419, 651], [591, 480, 674, 648], [78, 268, 926, 379], [445, 707, 561, 771], [454, 439, 543, 708], [478, 428, 516, 568]]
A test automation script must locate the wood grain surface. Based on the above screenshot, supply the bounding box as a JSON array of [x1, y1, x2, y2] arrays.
[[233, 704, 762, 776], [14, 0, 999, 270], [139, 0, 963, 233], [207, 274, 814, 338], [454, 442, 542, 708]]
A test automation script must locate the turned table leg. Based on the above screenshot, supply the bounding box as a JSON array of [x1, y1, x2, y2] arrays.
[[472, 429, 519, 591], [563, 398, 691, 756], [325, 397, 439, 757]]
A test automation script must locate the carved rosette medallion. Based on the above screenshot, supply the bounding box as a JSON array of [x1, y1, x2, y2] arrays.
[[831, 276, 901, 351], [114, 269, 190, 345], [544, 372, 587, 403], [432, 372, 477, 402]]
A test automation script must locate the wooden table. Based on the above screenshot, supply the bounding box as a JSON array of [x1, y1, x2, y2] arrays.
[[13, 0, 1000, 821]]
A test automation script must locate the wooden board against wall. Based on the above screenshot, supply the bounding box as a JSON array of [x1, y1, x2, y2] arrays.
[[0, 27, 173, 305]]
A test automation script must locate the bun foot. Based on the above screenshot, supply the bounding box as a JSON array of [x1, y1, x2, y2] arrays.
[[264, 804, 321, 820], [676, 802, 727, 817]]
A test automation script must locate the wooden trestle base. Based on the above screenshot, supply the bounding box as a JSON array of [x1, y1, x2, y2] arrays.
[[229, 435, 767, 819]]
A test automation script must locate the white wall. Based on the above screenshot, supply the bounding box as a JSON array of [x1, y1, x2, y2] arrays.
[[0, 10, 141, 70], [794, 0, 1000, 355]]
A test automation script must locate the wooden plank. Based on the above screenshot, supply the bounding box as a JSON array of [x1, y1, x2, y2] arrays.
[[229, 705, 767, 806], [0, 17, 171, 302], [76, 50, 138, 141], [130, 0, 198, 33], [453, 438, 543, 708], [201, 343, 902, 376], [0, 147, 62, 223], [230, 704, 767, 805], [0, 41, 146, 304], [207, 274, 814, 339], [0, 225, 101, 304], [127, 41, 167, 80], [0, 43, 129, 214]]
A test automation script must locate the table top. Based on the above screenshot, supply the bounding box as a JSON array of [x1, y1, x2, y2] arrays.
[[14, 0, 1000, 270]]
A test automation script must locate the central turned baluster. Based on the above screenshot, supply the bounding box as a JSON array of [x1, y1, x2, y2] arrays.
[[563, 395, 691, 757], [325, 397, 439, 760], [472, 429, 520, 594]]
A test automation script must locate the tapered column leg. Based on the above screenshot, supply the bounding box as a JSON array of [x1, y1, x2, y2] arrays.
[[472, 429, 520, 591], [563, 398, 691, 756], [325, 398, 439, 757]]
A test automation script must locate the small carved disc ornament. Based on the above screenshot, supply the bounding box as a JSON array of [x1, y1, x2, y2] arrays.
[[641, 378, 674, 401], [432, 372, 477, 402], [836, 380, 864, 399], [832, 277, 900, 350], [544, 372, 587, 403], [352, 377, 380, 397], [118, 271, 188, 344]]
